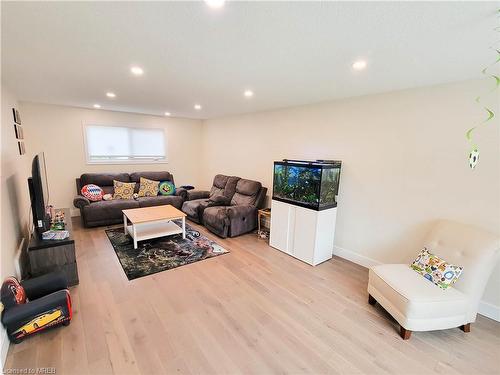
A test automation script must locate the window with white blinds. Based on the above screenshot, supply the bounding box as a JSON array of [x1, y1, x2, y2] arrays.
[[84, 125, 167, 164]]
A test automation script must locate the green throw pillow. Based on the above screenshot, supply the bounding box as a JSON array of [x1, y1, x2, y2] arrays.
[[158, 181, 175, 196]]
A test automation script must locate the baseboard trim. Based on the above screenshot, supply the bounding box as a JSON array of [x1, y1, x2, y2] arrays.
[[333, 245, 500, 322], [1, 328, 9, 372], [478, 300, 500, 322], [333, 245, 381, 268]]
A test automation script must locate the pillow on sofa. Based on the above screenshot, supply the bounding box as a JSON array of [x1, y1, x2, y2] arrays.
[[410, 248, 463, 290], [113, 180, 136, 200], [138, 177, 160, 197], [158, 181, 175, 196], [81, 184, 103, 202]]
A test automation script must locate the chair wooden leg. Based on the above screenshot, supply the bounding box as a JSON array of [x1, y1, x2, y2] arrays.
[[368, 294, 377, 306], [460, 323, 471, 333], [400, 326, 412, 340]]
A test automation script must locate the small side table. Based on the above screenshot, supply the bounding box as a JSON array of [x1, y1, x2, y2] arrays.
[[257, 208, 271, 240]]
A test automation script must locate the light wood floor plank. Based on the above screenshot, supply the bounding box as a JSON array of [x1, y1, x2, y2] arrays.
[[3, 218, 499, 375]]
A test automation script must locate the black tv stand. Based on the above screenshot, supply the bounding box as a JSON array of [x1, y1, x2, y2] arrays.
[[27, 208, 79, 286]]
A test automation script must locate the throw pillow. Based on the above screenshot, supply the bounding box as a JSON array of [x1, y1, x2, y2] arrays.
[[158, 181, 176, 196], [138, 177, 160, 197], [1, 277, 27, 309], [81, 184, 103, 202], [113, 180, 136, 200], [410, 248, 463, 290]]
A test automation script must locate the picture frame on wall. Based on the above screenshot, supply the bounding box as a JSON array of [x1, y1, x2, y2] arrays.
[[14, 124, 24, 139], [18, 141, 25, 155], [12, 108, 21, 124]]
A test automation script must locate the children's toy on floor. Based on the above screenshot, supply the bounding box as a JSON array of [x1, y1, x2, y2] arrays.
[[0, 272, 72, 343], [257, 230, 270, 239]]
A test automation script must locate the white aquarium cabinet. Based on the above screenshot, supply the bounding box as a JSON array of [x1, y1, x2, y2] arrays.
[[269, 159, 341, 266], [270, 200, 337, 265]]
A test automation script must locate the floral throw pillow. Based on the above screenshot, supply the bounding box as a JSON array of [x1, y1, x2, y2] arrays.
[[138, 177, 160, 197], [410, 248, 463, 290], [113, 180, 136, 200]]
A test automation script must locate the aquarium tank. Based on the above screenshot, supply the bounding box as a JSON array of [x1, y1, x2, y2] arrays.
[[272, 159, 342, 211]]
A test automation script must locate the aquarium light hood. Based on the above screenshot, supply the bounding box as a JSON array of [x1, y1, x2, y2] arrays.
[[281, 159, 341, 166]]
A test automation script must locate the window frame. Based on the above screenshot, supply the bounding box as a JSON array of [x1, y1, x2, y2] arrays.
[[82, 123, 168, 165]]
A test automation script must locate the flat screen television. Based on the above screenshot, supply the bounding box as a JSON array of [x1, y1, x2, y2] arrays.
[[28, 152, 50, 235]]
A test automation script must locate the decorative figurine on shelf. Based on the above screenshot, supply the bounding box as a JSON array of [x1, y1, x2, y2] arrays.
[[50, 210, 66, 231]]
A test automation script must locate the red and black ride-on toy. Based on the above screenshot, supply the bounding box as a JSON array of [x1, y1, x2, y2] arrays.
[[0, 272, 72, 344]]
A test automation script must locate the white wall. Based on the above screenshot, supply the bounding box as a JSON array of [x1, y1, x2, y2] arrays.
[[1, 86, 32, 370], [20, 103, 203, 214], [200, 79, 500, 315]]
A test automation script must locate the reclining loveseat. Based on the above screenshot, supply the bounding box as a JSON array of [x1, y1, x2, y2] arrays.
[[182, 174, 267, 238]]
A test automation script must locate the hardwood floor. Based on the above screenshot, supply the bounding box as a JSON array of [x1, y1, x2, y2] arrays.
[[5, 218, 500, 374]]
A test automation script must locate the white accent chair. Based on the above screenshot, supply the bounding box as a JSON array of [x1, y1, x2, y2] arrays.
[[367, 219, 500, 340]]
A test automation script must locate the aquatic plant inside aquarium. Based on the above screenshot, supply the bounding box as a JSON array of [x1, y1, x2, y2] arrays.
[[272, 160, 341, 211]]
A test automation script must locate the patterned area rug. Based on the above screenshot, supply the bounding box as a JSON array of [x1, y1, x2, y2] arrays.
[[105, 220, 229, 280]]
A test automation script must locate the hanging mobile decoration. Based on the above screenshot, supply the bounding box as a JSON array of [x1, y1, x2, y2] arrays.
[[466, 9, 500, 170]]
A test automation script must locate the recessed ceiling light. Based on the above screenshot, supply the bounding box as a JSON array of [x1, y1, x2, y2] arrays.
[[93, 104, 101, 109], [164, 112, 171, 116], [352, 60, 367, 71], [130, 66, 144, 76], [194, 104, 202, 110], [205, 0, 225, 9], [106, 92, 116, 98], [244, 90, 254, 98]]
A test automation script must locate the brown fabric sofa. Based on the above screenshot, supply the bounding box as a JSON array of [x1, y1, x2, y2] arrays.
[[182, 175, 267, 238], [73, 171, 186, 227]]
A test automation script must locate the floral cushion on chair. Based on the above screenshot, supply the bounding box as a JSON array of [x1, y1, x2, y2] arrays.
[[410, 248, 463, 290], [113, 180, 136, 200]]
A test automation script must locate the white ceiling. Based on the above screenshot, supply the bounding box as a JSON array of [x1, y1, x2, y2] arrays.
[[2, 1, 498, 119]]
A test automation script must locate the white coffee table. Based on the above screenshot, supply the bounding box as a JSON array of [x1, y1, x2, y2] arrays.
[[122, 205, 186, 249]]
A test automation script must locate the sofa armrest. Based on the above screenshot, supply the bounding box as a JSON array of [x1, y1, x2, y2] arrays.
[[175, 187, 188, 200], [1, 290, 70, 329], [21, 272, 68, 301], [187, 190, 210, 201], [73, 195, 90, 209]]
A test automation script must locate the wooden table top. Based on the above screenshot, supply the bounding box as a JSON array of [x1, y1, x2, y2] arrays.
[[122, 205, 186, 224]]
